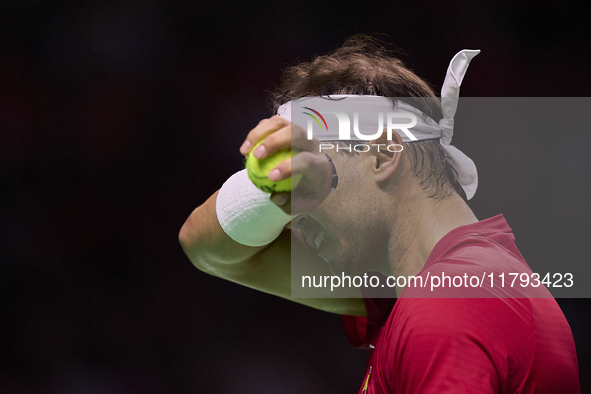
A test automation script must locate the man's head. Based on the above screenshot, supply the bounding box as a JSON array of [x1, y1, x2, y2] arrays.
[[270, 34, 466, 201], [273, 35, 470, 275]]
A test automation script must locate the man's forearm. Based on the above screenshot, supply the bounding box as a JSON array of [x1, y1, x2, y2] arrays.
[[178, 190, 264, 272], [178, 190, 366, 316]]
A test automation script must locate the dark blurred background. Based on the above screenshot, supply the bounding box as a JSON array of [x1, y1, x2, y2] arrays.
[[1, 0, 590, 392]]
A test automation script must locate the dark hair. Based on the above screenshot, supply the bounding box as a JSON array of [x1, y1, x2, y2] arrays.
[[268, 34, 466, 200]]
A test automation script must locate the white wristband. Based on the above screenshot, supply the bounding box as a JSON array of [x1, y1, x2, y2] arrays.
[[216, 169, 291, 247]]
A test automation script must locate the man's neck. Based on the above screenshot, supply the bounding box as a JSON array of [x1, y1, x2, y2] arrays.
[[388, 192, 478, 297]]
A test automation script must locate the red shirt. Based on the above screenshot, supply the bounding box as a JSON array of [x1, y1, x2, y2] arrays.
[[342, 215, 580, 393]]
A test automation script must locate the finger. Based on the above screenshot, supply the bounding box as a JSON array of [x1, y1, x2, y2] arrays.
[[289, 151, 318, 177], [286, 216, 305, 230], [268, 152, 324, 183], [255, 124, 320, 160], [268, 157, 292, 182], [240, 115, 290, 156], [252, 124, 292, 159], [270, 192, 291, 215], [290, 124, 320, 153], [290, 152, 332, 195]]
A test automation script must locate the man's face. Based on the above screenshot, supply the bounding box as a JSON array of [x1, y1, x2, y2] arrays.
[[295, 150, 390, 276]]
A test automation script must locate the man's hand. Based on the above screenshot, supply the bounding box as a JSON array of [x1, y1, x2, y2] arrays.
[[179, 115, 366, 317], [239, 116, 332, 215]]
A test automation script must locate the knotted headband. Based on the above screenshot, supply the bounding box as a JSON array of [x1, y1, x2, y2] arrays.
[[277, 49, 480, 200]]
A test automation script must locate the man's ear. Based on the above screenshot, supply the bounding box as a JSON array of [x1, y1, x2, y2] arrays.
[[368, 129, 404, 183]]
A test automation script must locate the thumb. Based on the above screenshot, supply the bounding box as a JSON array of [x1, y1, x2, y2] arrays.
[[270, 192, 291, 215]]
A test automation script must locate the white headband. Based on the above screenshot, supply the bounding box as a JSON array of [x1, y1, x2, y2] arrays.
[[277, 49, 480, 200]]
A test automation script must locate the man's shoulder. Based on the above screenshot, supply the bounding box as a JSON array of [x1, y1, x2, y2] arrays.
[[390, 297, 533, 334], [429, 214, 527, 270], [400, 215, 548, 298]]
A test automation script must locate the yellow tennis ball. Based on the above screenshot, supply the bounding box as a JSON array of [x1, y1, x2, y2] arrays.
[[245, 140, 302, 193]]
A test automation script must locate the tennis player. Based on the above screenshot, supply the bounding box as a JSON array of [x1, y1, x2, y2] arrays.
[[179, 36, 580, 393]]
